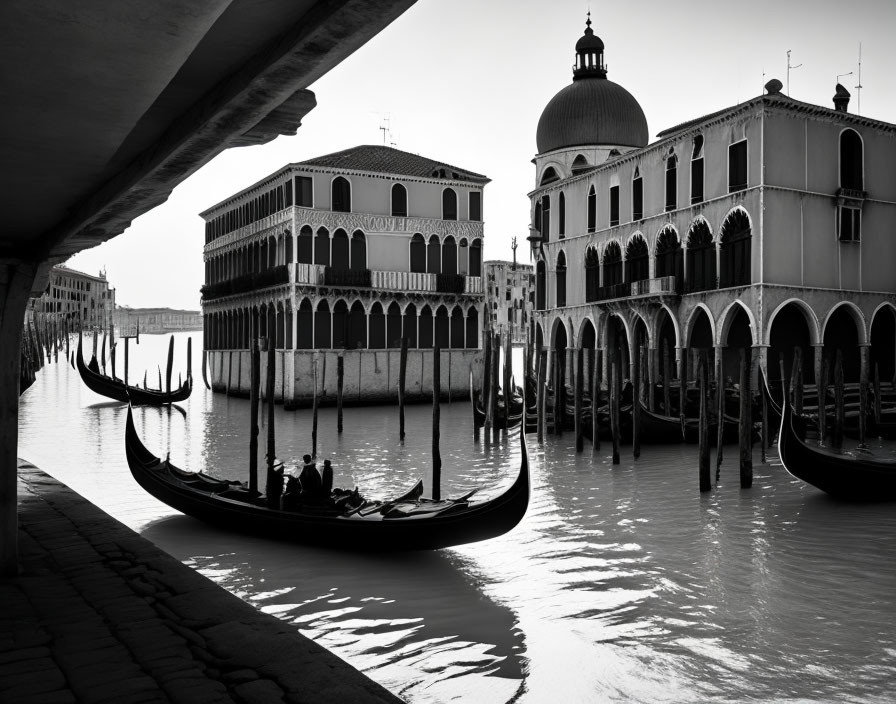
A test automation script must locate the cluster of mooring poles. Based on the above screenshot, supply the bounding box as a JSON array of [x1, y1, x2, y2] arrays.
[[19, 313, 77, 395], [472, 330, 523, 442]]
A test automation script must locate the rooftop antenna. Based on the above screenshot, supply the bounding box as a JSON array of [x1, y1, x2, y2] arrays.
[[836, 71, 853, 87], [786, 50, 802, 96], [379, 114, 391, 146], [511, 236, 518, 271], [855, 43, 863, 115]]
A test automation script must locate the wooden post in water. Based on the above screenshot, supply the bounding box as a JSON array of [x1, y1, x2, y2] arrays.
[[679, 348, 689, 430], [265, 340, 277, 506], [165, 335, 174, 394], [65, 318, 70, 358], [873, 362, 882, 424], [491, 333, 500, 439], [123, 337, 129, 385], [858, 346, 869, 447], [739, 347, 753, 488], [833, 350, 844, 451], [715, 347, 725, 478], [778, 352, 787, 409], [311, 355, 319, 459], [760, 363, 768, 462], [248, 340, 260, 495], [592, 348, 601, 452], [503, 333, 512, 431], [818, 357, 829, 445], [632, 345, 642, 460], [202, 349, 210, 389], [186, 337, 192, 384], [610, 360, 620, 465], [790, 346, 803, 415], [663, 343, 672, 416], [399, 336, 408, 441], [337, 353, 344, 434], [432, 346, 442, 501], [698, 351, 711, 492], [101, 328, 107, 374], [574, 347, 584, 452], [483, 333, 493, 436], [537, 348, 546, 444]]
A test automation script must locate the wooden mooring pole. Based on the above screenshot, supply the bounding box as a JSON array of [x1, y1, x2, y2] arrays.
[[165, 335, 174, 394], [311, 355, 319, 459], [483, 333, 493, 436], [337, 353, 344, 434], [715, 347, 725, 478], [833, 349, 844, 451], [791, 346, 803, 415], [663, 343, 672, 416], [491, 333, 500, 439], [610, 360, 620, 465], [698, 351, 711, 492], [632, 345, 642, 460], [432, 346, 442, 501], [591, 348, 601, 453], [873, 362, 882, 424], [265, 340, 280, 508], [248, 340, 260, 495], [399, 336, 408, 441], [819, 357, 829, 445], [536, 348, 546, 444], [574, 347, 584, 452], [739, 347, 753, 489]]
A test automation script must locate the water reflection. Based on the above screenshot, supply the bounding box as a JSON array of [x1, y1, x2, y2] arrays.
[[17, 332, 896, 703]]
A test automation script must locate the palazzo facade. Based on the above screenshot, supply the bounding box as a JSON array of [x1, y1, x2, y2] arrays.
[[27, 265, 116, 330], [529, 17, 896, 397], [201, 145, 488, 406]]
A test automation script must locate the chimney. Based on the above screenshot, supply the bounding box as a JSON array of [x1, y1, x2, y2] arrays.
[[833, 83, 851, 112]]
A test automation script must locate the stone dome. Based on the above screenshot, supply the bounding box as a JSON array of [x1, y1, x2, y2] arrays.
[[536, 17, 648, 154]]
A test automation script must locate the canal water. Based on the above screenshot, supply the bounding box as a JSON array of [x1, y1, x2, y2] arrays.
[[18, 332, 896, 703]]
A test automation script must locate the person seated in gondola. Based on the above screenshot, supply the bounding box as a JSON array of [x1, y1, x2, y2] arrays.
[[321, 459, 334, 496], [281, 475, 301, 511], [298, 454, 323, 501], [265, 459, 284, 509]]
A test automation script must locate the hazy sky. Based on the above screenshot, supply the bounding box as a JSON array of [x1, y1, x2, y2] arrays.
[[68, 0, 896, 310]]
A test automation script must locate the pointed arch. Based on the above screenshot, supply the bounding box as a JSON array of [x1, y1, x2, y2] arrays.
[[403, 302, 418, 348], [297, 298, 313, 349], [465, 306, 479, 349], [410, 233, 426, 273], [427, 234, 441, 274], [331, 228, 349, 269], [585, 246, 599, 302], [442, 188, 457, 220], [387, 301, 402, 348], [685, 218, 715, 293], [450, 305, 464, 349], [624, 233, 649, 283], [391, 183, 408, 217], [442, 235, 457, 275], [369, 301, 385, 349], [716, 299, 758, 347], [719, 207, 751, 288], [555, 250, 567, 308], [314, 299, 331, 349], [435, 304, 450, 349], [351, 230, 367, 270], [331, 176, 351, 212], [419, 304, 434, 349], [602, 240, 623, 288]]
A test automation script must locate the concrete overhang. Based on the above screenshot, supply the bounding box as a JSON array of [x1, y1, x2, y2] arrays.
[[0, 0, 416, 273]]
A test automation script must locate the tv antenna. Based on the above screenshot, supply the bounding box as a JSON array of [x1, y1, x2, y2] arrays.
[[786, 50, 802, 95], [855, 43, 863, 115], [378, 115, 398, 148]]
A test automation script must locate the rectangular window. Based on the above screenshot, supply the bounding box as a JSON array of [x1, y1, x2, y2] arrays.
[[469, 191, 482, 221], [838, 206, 861, 242], [728, 140, 748, 192], [691, 158, 704, 204], [295, 176, 313, 207], [609, 185, 619, 226], [665, 160, 677, 212], [632, 177, 643, 221]]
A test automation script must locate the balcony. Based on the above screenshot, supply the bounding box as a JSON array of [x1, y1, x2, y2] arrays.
[[293, 265, 483, 295], [201, 265, 289, 301], [586, 276, 681, 304]]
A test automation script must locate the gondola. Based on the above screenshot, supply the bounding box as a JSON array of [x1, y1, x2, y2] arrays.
[[124, 406, 530, 550], [776, 378, 896, 501], [77, 334, 192, 405]]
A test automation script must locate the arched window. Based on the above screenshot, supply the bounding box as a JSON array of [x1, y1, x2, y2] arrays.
[[536, 260, 546, 311], [655, 226, 682, 289], [369, 302, 385, 349], [435, 305, 450, 349], [558, 192, 566, 237], [442, 188, 457, 220], [347, 301, 367, 349], [331, 229, 349, 269], [840, 129, 863, 191], [465, 307, 479, 349], [602, 241, 623, 287], [458, 238, 469, 275], [632, 166, 643, 221], [541, 194, 551, 242], [410, 233, 426, 273], [585, 246, 599, 302], [387, 302, 402, 347], [450, 306, 464, 349], [315, 300, 331, 349], [572, 154, 589, 174], [691, 135, 704, 204], [719, 210, 751, 288], [534, 200, 542, 239], [332, 300, 347, 348], [391, 183, 408, 217], [442, 235, 457, 275], [469, 238, 482, 277], [587, 185, 596, 232], [685, 220, 716, 293], [350, 230, 366, 270], [419, 305, 434, 348], [403, 303, 418, 348], [540, 167, 559, 185], [297, 225, 313, 264], [297, 299, 313, 349], [427, 235, 441, 274], [556, 251, 567, 308], [331, 177, 351, 212], [665, 152, 678, 211], [314, 227, 330, 266], [625, 236, 649, 283]]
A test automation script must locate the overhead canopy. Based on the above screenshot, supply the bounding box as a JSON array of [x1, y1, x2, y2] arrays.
[[0, 0, 417, 269]]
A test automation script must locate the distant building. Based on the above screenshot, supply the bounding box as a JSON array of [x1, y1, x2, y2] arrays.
[[114, 307, 202, 335], [528, 16, 896, 396], [27, 265, 115, 329], [200, 145, 488, 405], [484, 260, 534, 346]]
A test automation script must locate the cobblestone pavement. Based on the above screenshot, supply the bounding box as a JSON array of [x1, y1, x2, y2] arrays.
[[2, 460, 403, 704]]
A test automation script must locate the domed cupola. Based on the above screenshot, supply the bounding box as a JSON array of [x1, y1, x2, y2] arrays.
[[536, 14, 648, 155]]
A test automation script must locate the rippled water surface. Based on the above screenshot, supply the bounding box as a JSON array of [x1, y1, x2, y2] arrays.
[[19, 333, 896, 703]]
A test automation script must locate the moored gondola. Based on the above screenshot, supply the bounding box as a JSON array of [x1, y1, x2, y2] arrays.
[[776, 379, 896, 501], [77, 333, 192, 405], [124, 406, 530, 550]]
